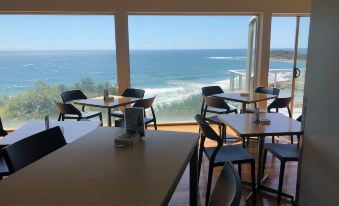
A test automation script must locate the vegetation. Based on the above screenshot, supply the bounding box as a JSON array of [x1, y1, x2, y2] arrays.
[[270, 50, 307, 61], [0, 78, 118, 121]]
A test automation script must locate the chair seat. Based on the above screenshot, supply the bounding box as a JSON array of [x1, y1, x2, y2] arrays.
[[65, 111, 101, 119], [204, 115, 224, 126], [206, 107, 237, 114], [0, 155, 10, 176], [205, 145, 254, 165], [111, 110, 124, 118], [265, 143, 299, 161]]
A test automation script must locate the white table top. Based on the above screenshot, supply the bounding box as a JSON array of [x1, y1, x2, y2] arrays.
[[0, 127, 198, 206], [0, 120, 101, 146]]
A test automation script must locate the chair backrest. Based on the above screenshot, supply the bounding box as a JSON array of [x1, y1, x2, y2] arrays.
[[204, 96, 231, 112], [209, 162, 242, 206], [195, 114, 222, 147], [0, 117, 8, 137], [255, 86, 280, 96], [133, 96, 155, 109], [122, 88, 145, 99], [55, 102, 82, 119], [267, 97, 292, 117], [60, 90, 87, 103], [1, 127, 66, 173], [202, 86, 224, 96]]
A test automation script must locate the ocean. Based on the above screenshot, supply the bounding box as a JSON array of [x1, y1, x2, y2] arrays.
[[0, 49, 305, 96], [0, 49, 306, 124]]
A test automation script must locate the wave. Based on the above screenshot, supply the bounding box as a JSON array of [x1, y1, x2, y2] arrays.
[[207, 56, 247, 60]]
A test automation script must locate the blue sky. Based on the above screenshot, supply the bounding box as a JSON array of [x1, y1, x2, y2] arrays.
[[0, 15, 309, 50]]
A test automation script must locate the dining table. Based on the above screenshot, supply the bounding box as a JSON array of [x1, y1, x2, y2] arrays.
[[0, 120, 101, 149], [0, 127, 199, 206], [74, 96, 140, 127], [217, 112, 303, 199], [212, 92, 277, 113]]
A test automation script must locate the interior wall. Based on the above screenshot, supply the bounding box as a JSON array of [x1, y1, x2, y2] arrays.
[[0, 0, 310, 14], [299, 0, 339, 205]]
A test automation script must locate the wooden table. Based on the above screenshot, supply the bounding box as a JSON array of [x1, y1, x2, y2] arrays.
[[0, 120, 101, 147], [217, 113, 302, 199], [74, 96, 140, 127], [0, 127, 199, 206], [213, 92, 277, 113]]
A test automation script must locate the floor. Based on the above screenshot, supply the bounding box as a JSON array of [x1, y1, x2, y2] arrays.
[[153, 124, 298, 206]]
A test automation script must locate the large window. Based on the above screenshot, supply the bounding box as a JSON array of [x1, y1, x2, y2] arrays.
[[129, 15, 256, 123], [0, 15, 117, 128], [269, 16, 310, 117]]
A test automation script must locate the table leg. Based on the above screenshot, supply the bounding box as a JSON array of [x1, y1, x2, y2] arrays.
[[107, 108, 112, 127], [190, 145, 198, 206], [241, 102, 246, 113], [257, 135, 266, 188]]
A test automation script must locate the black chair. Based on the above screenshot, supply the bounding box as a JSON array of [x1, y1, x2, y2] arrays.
[[1, 127, 66, 175], [203, 96, 237, 143], [0, 117, 8, 137], [195, 114, 256, 206], [268, 97, 293, 143], [114, 97, 157, 130], [243, 86, 280, 113], [55, 102, 102, 123], [201, 86, 225, 116], [262, 143, 299, 203], [60, 90, 102, 122], [121, 88, 145, 99], [209, 162, 242, 206], [111, 88, 145, 118]]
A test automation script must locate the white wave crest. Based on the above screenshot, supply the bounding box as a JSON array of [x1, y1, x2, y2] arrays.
[[207, 56, 247, 60]]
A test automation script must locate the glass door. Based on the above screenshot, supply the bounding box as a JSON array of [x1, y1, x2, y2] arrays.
[[269, 16, 310, 117]]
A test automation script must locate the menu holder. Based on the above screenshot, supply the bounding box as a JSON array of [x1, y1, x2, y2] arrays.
[[259, 118, 271, 125], [103, 89, 109, 100]]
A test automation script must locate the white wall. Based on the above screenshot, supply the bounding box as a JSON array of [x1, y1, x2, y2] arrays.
[[299, 0, 339, 205]]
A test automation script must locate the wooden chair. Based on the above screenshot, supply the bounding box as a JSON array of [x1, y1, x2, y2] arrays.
[[195, 114, 256, 206], [209, 162, 242, 206], [55, 102, 102, 123], [262, 143, 299, 203], [203, 96, 237, 143], [267, 97, 293, 143], [111, 88, 145, 118], [60, 90, 102, 122], [113, 97, 157, 130], [1, 127, 66, 175], [0, 117, 8, 137]]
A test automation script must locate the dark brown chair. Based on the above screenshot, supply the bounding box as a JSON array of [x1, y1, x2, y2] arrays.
[[1, 127, 66, 175], [195, 114, 256, 206], [201, 86, 225, 116], [0, 117, 8, 137], [114, 97, 157, 130], [262, 143, 299, 203], [55, 102, 102, 123], [268, 97, 293, 143], [111, 88, 145, 118], [203, 96, 237, 143], [243, 86, 280, 113], [209, 162, 242, 206], [60, 90, 102, 122]]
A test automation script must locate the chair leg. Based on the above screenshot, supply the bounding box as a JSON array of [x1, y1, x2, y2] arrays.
[[242, 138, 246, 148], [262, 149, 268, 179], [277, 160, 286, 203], [246, 137, 250, 146], [297, 135, 300, 146], [272, 136, 275, 143], [290, 135, 294, 144], [250, 161, 256, 203], [98, 113, 103, 126], [222, 125, 226, 143], [205, 164, 214, 206], [238, 164, 242, 180], [58, 113, 62, 121], [198, 148, 203, 182], [153, 120, 158, 130]]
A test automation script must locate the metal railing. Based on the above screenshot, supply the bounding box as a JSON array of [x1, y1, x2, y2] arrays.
[[228, 69, 293, 91]]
